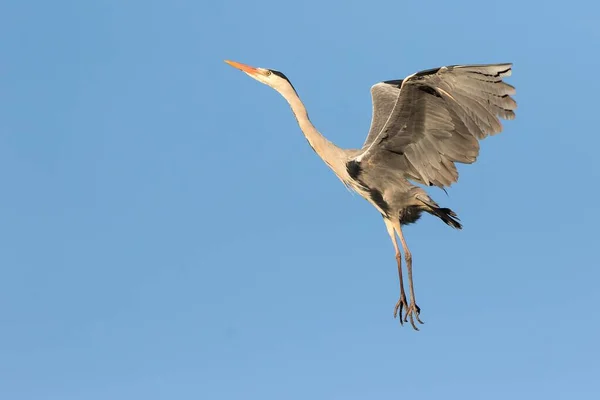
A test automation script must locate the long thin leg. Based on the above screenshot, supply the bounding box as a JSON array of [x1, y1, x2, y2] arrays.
[[396, 223, 424, 327], [384, 219, 408, 326]]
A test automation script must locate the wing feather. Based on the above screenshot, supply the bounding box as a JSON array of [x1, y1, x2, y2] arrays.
[[357, 63, 517, 188], [362, 80, 402, 149]]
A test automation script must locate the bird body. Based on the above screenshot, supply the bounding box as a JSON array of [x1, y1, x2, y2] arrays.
[[225, 60, 516, 330]]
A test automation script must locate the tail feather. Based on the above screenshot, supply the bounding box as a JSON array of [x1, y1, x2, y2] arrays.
[[431, 207, 462, 229], [414, 193, 462, 229]]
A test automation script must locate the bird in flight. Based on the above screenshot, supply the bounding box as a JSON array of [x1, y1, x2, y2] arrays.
[[225, 60, 516, 330]]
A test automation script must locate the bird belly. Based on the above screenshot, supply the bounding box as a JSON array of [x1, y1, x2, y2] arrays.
[[347, 179, 391, 217]]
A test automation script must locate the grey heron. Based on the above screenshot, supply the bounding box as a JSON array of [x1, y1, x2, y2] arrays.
[[225, 60, 516, 330]]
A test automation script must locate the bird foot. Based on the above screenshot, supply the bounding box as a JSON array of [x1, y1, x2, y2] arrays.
[[394, 298, 424, 331], [404, 302, 424, 330], [393, 296, 407, 321]]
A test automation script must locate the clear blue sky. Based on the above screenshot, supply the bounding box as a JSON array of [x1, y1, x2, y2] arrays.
[[1, 1, 599, 399]]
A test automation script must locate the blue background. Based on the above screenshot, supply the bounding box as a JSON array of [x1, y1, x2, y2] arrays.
[[1, 1, 599, 399]]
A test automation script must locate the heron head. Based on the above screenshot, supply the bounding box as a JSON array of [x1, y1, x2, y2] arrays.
[[225, 60, 296, 94]]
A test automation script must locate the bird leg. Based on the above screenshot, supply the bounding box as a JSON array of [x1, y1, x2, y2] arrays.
[[393, 252, 409, 325], [384, 219, 409, 327], [397, 224, 424, 328]]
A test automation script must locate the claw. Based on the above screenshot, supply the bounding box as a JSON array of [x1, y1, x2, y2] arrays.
[[405, 312, 418, 331], [393, 298, 405, 325], [414, 304, 424, 325], [403, 302, 424, 330], [394, 295, 412, 327]]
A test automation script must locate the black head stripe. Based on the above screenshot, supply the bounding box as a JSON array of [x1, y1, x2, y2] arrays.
[[269, 69, 298, 93], [270, 70, 289, 81]]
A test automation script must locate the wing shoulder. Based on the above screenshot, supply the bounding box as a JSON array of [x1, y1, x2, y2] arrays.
[[361, 80, 403, 149]]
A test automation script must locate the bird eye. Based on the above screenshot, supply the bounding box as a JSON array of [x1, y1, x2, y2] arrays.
[[265, 70, 272, 76]]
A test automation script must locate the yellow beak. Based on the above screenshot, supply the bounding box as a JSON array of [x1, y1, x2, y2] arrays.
[[224, 60, 267, 76]]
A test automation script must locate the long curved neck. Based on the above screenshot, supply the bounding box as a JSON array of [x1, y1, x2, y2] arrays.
[[278, 85, 349, 180]]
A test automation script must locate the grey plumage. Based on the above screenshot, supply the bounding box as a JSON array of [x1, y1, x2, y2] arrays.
[[225, 60, 517, 330], [358, 64, 515, 188]]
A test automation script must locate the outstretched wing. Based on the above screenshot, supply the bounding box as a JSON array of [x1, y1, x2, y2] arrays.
[[356, 64, 517, 188]]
